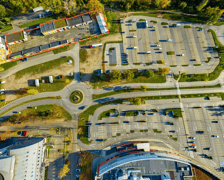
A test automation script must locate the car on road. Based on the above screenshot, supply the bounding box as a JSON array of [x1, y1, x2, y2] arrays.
[[211, 135, 219, 137], [189, 137, 196, 139], [189, 146, 197, 148], [205, 96, 210, 100]]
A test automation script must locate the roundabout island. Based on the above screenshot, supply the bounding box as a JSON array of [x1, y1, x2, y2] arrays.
[[70, 90, 84, 104]]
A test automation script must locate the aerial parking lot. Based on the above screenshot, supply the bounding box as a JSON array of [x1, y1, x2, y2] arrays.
[[104, 16, 219, 73]]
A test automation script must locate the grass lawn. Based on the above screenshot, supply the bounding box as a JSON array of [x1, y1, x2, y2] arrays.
[[19, 15, 57, 28], [5, 104, 72, 124], [139, 19, 146, 21], [53, 44, 75, 54], [184, 25, 191, 28], [175, 29, 224, 82], [161, 22, 168, 25], [125, 110, 138, 116], [0, 61, 17, 71], [130, 130, 135, 133], [214, 21, 224, 26], [129, 30, 136, 32], [98, 109, 117, 120], [206, 57, 211, 63], [150, 20, 157, 24], [0, 24, 13, 33], [167, 51, 175, 55], [182, 65, 189, 67], [79, 126, 93, 145], [15, 56, 73, 79], [153, 129, 162, 133], [157, 60, 163, 64], [132, 13, 157, 17], [146, 62, 153, 65], [194, 64, 201, 66], [169, 135, 177, 141], [70, 90, 83, 104], [165, 108, 182, 118]]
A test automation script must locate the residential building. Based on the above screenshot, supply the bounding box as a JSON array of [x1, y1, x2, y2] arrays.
[[0, 137, 45, 180]]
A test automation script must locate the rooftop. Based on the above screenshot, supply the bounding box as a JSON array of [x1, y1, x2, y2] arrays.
[[40, 22, 55, 33], [6, 31, 24, 43], [82, 14, 92, 22], [66, 16, 83, 26], [54, 19, 67, 28]]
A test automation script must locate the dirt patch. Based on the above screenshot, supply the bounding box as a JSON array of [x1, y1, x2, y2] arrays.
[[192, 166, 214, 180], [4, 63, 74, 101], [80, 33, 122, 82]]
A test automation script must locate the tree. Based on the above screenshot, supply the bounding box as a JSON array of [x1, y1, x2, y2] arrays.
[[144, 69, 154, 78], [140, 85, 147, 92], [63, 0, 76, 16], [161, 60, 166, 65], [196, 0, 209, 12], [0, 5, 6, 18], [87, 0, 103, 15], [132, 97, 141, 105], [77, 127, 83, 135], [180, 2, 187, 10], [154, 0, 171, 9], [58, 161, 70, 179], [109, 69, 122, 82], [27, 89, 39, 95], [160, 67, 169, 76], [124, 69, 134, 81]]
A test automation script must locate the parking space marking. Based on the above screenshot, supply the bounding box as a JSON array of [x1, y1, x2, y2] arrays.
[[172, 27, 188, 65], [184, 28, 201, 64], [140, 28, 152, 63], [137, 29, 145, 63], [162, 26, 176, 65], [196, 29, 210, 63], [154, 24, 165, 62]]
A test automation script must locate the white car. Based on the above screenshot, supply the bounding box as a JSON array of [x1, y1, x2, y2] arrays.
[[0, 89, 6, 91], [180, 54, 184, 56], [158, 48, 162, 50], [151, 26, 155, 28], [155, 45, 160, 47], [212, 135, 219, 137], [1, 91, 4, 94], [131, 36, 137, 38], [145, 51, 151, 54], [167, 39, 172, 42], [0, 81, 5, 84], [189, 137, 195, 139], [132, 47, 137, 49]]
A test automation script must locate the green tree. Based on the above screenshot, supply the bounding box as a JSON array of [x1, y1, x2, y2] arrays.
[[196, 0, 209, 12], [109, 69, 122, 82], [160, 67, 169, 76], [140, 85, 147, 92], [180, 2, 187, 10], [154, 0, 171, 9], [124, 69, 134, 81], [0, 5, 6, 18], [144, 69, 154, 78], [87, 0, 103, 15], [27, 89, 39, 95], [132, 97, 141, 105]]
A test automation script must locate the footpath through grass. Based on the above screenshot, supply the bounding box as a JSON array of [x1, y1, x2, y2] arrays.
[[15, 56, 73, 79], [0, 61, 17, 71], [175, 29, 224, 82], [19, 16, 57, 28]]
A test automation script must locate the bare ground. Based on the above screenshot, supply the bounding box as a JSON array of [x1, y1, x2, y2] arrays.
[[80, 33, 122, 83], [4, 63, 74, 101]]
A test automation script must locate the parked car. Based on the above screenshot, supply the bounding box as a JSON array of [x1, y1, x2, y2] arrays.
[[164, 25, 169, 28], [211, 121, 218, 123], [189, 146, 197, 148], [180, 54, 185, 56], [189, 137, 196, 139], [145, 51, 151, 54], [211, 135, 219, 137], [151, 26, 155, 28], [167, 39, 172, 42]]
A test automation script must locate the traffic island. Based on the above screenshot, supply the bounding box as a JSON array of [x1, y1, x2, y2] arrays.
[[70, 90, 84, 104]]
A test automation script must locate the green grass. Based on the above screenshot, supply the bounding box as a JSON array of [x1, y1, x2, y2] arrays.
[[0, 61, 17, 71], [53, 44, 75, 54], [92, 87, 177, 100], [146, 62, 153, 65], [46, 146, 53, 158], [161, 22, 168, 25], [132, 13, 157, 17], [5, 104, 72, 124], [167, 51, 175, 55], [176, 29, 224, 82], [80, 137, 92, 145], [170, 65, 177, 67], [165, 108, 182, 118], [157, 60, 163, 64], [139, 19, 146, 21], [144, 129, 148, 132], [70, 90, 83, 104], [98, 109, 117, 120], [129, 30, 136, 32], [150, 20, 157, 24], [182, 65, 189, 67], [214, 21, 224, 26], [125, 110, 138, 116], [206, 57, 211, 63], [196, 27, 203, 30], [153, 129, 162, 133], [133, 63, 141, 65], [0, 24, 13, 33], [0, 96, 61, 119], [130, 130, 135, 133], [117, 133, 121, 136], [15, 56, 73, 79], [19, 16, 57, 28], [184, 25, 191, 28], [169, 135, 177, 141], [179, 84, 221, 89], [45, 166, 48, 180], [194, 64, 201, 66], [122, 63, 129, 66], [54, 19, 67, 28]]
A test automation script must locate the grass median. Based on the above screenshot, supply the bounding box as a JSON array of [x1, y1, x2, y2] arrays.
[[175, 29, 224, 82], [0, 61, 17, 71], [98, 109, 117, 120]]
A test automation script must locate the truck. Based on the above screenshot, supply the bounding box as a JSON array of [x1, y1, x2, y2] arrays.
[[90, 43, 103, 48]]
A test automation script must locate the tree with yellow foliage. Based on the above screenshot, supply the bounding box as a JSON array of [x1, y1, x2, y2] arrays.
[[77, 127, 83, 135], [58, 161, 70, 178], [160, 67, 169, 76], [154, 0, 171, 9], [87, 0, 104, 15], [27, 89, 39, 95]]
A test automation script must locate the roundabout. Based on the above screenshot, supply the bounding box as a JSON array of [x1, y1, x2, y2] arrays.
[[70, 90, 84, 104]]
